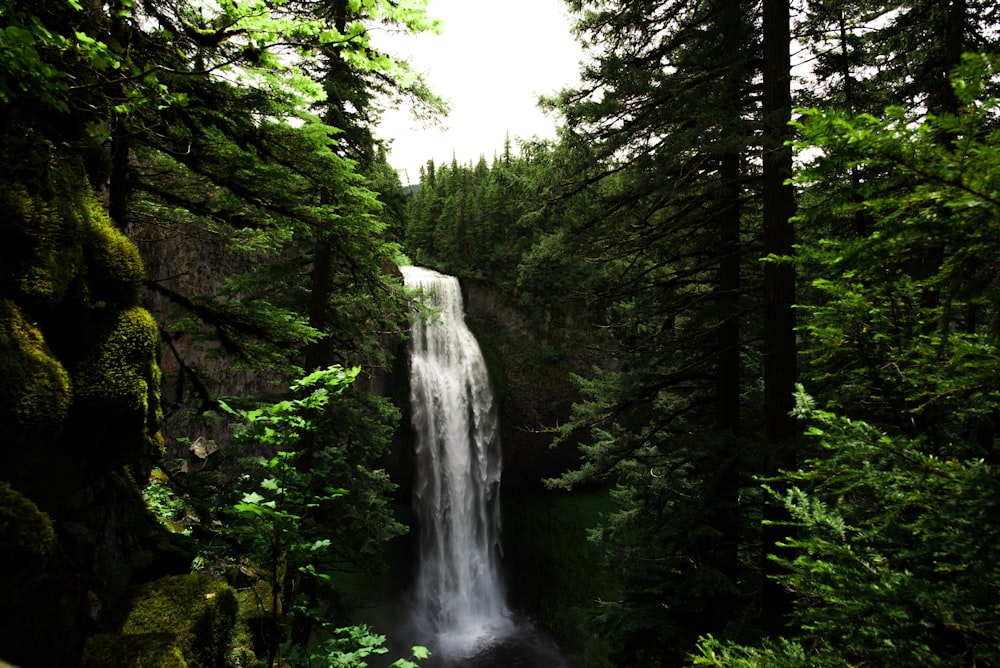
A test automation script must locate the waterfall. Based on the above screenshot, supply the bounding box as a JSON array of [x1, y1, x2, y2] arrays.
[[401, 265, 513, 660]]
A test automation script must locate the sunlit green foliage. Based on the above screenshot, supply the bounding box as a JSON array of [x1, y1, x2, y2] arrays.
[[795, 53, 1000, 452], [200, 365, 413, 665]]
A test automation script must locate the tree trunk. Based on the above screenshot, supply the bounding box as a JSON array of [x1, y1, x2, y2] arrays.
[[932, 0, 967, 116], [717, 150, 741, 437], [761, 0, 796, 450], [761, 0, 797, 631], [303, 0, 350, 374], [706, 147, 743, 631], [108, 116, 130, 230]]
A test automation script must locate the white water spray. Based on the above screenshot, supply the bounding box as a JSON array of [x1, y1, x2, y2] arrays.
[[401, 266, 512, 660]]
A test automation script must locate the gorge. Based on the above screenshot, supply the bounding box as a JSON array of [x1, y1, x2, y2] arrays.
[[396, 266, 567, 667]]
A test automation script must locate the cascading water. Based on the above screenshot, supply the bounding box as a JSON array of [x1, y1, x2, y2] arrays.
[[401, 265, 514, 661]]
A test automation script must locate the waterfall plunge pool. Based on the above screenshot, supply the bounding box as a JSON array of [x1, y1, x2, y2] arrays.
[[368, 603, 567, 668]]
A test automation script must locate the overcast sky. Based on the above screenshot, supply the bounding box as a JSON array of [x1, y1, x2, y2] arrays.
[[373, 0, 585, 184]]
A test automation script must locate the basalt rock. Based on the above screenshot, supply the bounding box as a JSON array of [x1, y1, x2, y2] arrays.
[[460, 278, 602, 488], [0, 131, 165, 667]]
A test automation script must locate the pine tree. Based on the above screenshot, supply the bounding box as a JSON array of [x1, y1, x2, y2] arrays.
[[689, 48, 1000, 668], [545, 1, 772, 662]]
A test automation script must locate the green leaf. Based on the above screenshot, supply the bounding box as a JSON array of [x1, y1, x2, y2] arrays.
[[241, 491, 267, 506], [233, 503, 264, 517]]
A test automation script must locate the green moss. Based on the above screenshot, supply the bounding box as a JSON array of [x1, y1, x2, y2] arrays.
[[228, 592, 259, 667], [0, 298, 72, 450], [0, 481, 86, 668], [0, 139, 160, 468], [0, 150, 94, 311], [0, 181, 85, 308], [234, 582, 274, 659], [95, 574, 238, 668], [0, 133, 170, 666], [74, 306, 159, 403], [80, 194, 144, 307], [70, 305, 163, 468], [83, 632, 188, 667], [0, 481, 56, 559], [0, 141, 144, 315]]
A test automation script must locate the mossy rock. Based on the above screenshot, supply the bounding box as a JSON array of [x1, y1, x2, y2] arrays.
[[68, 305, 163, 470], [73, 306, 160, 408], [0, 133, 167, 667], [0, 179, 85, 309], [84, 574, 238, 668], [233, 585, 273, 661], [0, 482, 87, 668], [0, 480, 56, 560], [83, 631, 188, 667], [0, 298, 72, 452], [0, 142, 142, 314], [79, 193, 144, 308]]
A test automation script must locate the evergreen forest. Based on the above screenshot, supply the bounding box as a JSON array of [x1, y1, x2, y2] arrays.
[[1, 0, 999, 667]]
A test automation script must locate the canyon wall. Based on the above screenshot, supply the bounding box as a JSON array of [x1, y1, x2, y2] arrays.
[[0, 137, 169, 667]]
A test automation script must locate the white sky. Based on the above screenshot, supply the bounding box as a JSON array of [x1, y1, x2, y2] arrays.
[[373, 0, 585, 184]]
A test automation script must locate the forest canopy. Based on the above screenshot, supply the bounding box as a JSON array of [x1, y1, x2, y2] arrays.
[[1, 0, 440, 665], [403, 2, 1000, 666], [2, 0, 999, 667]]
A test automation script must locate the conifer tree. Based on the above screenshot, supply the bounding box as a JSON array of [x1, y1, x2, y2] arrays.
[[691, 55, 1000, 667], [97, 0, 445, 424], [792, 0, 999, 433], [543, 1, 772, 662]]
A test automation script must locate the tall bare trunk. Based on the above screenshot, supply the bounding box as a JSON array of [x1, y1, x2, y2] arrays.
[[761, 0, 797, 631]]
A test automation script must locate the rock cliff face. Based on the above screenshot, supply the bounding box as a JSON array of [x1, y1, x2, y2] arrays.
[[459, 279, 601, 488], [128, 217, 284, 458], [459, 279, 617, 666], [0, 134, 165, 667], [129, 224, 401, 463]]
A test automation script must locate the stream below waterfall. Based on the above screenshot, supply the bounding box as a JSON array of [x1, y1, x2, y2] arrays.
[[377, 266, 569, 667]]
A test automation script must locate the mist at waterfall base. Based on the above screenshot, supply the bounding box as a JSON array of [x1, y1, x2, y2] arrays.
[[368, 266, 567, 668]]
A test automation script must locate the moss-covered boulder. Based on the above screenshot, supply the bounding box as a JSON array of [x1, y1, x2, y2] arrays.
[[0, 480, 56, 557], [82, 633, 188, 668], [69, 305, 163, 471], [0, 482, 86, 668], [82, 574, 239, 668], [0, 178, 86, 310], [0, 298, 72, 453], [0, 131, 167, 666], [79, 197, 145, 308], [0, 144, 141, 315]]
